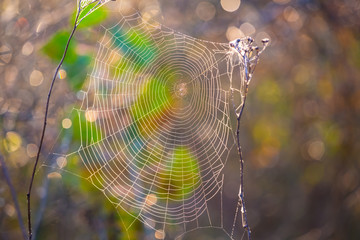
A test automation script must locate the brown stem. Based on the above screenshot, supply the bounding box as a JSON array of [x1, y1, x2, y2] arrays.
[[236, 85, 251, 240], [0, 152, 27, 240], [230, 48, 257, 240], [26, 7, 80, 240]]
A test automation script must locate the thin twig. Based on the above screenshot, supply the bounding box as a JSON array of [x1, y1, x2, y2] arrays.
[[26, 4, 81, 240], [234, 51, 252, 239], [236, 82, 251, 240], [26, 0, 111, 237], [0, 151, 28, 240]]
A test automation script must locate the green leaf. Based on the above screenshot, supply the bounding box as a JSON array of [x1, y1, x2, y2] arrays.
[[131, 77, 171, 122], [157, 146, 201, 201], [71, 4, 108, 28], [63, 55, 92, 91], [110, 27, 158, 68], [130, 76, 173, 139], [42, 30, 77, 64]]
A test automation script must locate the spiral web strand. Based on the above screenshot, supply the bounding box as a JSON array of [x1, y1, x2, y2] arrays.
[[46, 9, 266, 240]]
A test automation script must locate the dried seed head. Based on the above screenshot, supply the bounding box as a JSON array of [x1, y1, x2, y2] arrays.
[[261, 38, 270, 45]]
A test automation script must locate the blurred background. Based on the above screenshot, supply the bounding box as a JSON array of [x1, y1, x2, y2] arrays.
[[1, 0, 360, 239]]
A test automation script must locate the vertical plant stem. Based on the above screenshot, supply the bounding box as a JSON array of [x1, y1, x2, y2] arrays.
[[0, 152, 27, 240], [236, 52, 253, 240], [230, 45, 259, 240], [236, 87, 251, 240], [26, 7, 81, 240]]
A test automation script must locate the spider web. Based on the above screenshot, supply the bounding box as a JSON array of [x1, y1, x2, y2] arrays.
[[45, 7, 265, 240]]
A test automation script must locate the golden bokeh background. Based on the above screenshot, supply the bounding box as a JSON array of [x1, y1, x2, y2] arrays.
[[1, 0, 360, 239]]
